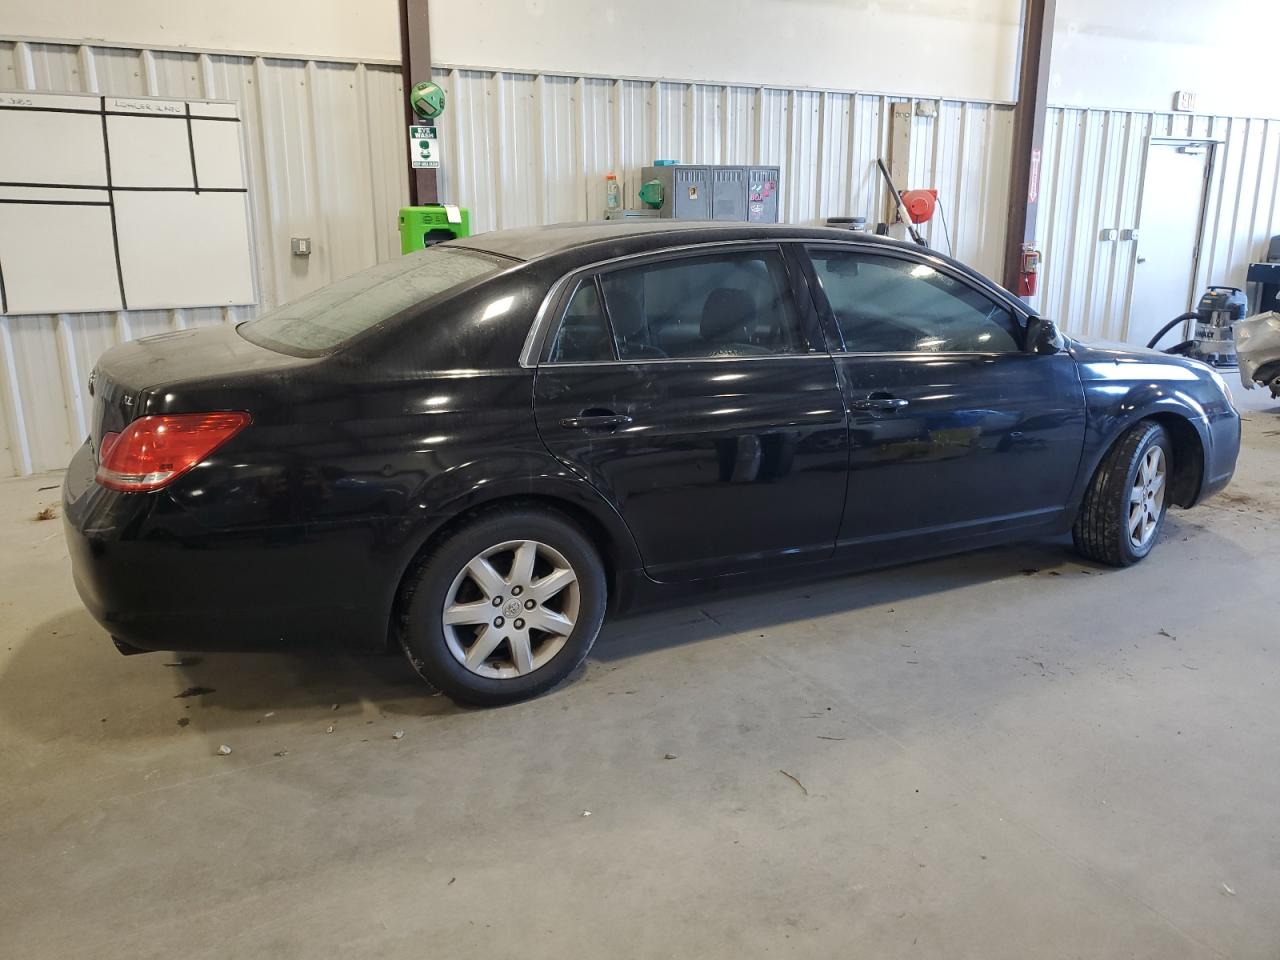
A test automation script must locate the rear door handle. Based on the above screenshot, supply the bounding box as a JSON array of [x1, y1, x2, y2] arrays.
[[851, 396, 909, 411], [560, 413, 633, 430]]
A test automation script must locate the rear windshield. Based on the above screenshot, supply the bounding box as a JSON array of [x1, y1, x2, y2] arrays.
[[239, 245, 507, 356]]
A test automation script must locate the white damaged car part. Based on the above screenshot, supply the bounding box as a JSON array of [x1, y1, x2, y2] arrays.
[[1236, 311, 1280, 396]]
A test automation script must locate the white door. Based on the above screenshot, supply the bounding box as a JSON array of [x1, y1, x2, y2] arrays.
[[1127, 141, 1211, 348]]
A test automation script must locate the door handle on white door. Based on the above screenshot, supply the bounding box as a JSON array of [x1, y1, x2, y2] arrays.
[[1137, 256, 1147, 264]]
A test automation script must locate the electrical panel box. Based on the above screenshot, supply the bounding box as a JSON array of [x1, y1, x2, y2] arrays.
[[639, 164, 779, 222]]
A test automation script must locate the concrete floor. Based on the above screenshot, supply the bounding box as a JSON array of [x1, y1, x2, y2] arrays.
[[2, 392, 1279, 960]]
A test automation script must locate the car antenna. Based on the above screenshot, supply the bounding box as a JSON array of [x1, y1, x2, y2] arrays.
[[876, 157, 927, 247]]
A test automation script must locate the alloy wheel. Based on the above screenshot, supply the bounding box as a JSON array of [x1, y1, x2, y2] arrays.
[[441, 539, 580, 679], [1128, 445, 1166, 548]]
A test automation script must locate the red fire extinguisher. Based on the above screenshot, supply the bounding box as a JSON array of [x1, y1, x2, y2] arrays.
[[1018, 244, 1041, 297]]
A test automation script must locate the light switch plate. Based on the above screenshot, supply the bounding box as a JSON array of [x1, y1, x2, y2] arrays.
[[291, 237, 312, 256]]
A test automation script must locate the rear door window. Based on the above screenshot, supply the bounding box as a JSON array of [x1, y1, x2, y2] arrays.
[[547, 280, 616, 363], [596, 249, 808, 361]]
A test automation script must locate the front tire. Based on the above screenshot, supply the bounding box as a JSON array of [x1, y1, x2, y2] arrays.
[[398, 507, 607, 706], [1072, 421, 1172, 566]]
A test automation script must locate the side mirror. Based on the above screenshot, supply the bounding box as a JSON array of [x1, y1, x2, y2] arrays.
[[1026, 315, 1062, 355]]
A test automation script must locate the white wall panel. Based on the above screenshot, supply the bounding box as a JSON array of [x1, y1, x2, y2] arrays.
[[1053, 0, 1280, 119], [6, 0, 401, 64], [0, 39, 406, 477], [427, 0, 1021, 104], [1034, 106, 1280, 343]]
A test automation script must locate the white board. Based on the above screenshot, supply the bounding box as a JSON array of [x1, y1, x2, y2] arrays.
[[0, 90, 256, 315], [113, 192, 255, 311]]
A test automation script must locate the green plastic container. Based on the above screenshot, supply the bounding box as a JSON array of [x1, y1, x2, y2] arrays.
[[398, 205, 471, 254]]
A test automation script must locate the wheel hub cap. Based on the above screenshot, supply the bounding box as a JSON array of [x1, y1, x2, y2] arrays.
[[442, 539, 580, 680]]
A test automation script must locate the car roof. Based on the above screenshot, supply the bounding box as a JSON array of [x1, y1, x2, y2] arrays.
[[450, 220, 1026, 315], [451, 220, 920, 263]]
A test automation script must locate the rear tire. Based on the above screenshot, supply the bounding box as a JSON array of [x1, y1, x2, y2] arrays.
[[1072, 421, 1172, 566], [398, 507, 607, 706]]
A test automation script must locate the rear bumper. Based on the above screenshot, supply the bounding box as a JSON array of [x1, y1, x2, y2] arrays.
[[63, 439, 390, 653]]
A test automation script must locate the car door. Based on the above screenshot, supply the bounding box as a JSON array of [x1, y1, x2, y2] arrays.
[[801, 243, 1086, 556], [532, 244, 849, 582]]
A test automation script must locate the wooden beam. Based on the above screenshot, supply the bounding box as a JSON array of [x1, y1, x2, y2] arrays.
[[1002, 0, 1055, 296], [887, 101, 913, 222], [399, 0, 438, 206]]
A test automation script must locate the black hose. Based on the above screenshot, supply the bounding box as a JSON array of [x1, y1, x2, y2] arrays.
[[1146, 312, 1198, 349]]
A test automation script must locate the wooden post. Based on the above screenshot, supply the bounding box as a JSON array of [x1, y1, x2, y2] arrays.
[[887, 101, 913, 223]]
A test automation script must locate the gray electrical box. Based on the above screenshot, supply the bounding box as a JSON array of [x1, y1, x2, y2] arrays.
[[639, 164, 779, 222]]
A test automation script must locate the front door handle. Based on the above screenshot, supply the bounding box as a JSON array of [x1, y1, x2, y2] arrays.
[[560, 413, 633, 430], [851, 395, 909, 412]]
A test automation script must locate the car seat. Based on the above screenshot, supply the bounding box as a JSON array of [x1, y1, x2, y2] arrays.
[[700, 288, 771, 357]]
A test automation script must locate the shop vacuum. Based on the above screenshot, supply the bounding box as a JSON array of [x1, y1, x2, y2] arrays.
[[1145, 285, 1247, 367]]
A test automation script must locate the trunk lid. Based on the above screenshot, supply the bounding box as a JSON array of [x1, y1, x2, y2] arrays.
[[88, 324, 312, 458]]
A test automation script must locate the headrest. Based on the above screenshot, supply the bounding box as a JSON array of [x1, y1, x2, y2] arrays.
[[608, 290, 647, 339], [700, 288, 756, 343]]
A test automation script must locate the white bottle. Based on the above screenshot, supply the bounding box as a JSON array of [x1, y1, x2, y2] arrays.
[[604, 172, 622, 219]]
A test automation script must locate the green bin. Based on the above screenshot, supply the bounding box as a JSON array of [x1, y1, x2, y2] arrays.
[[398, 205, 471, 254]]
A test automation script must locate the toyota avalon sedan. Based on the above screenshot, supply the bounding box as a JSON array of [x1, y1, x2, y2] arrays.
[[64, 222, 1240, 705]]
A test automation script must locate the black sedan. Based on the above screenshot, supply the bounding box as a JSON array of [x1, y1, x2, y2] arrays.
[[64, 222, 1240, 705]]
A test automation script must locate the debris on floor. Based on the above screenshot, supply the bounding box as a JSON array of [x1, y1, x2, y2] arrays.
[[1222, 883, 1237, 896], [663, 752, 677, 760], [1158, 628, 1176, 639], [173, 686, 215, 699], [331, 703, 339, 711], [216, 744, 232, 756], [392, 729, 405, 740], [779, 769, 809, 796], [33, 506, 56, 521], [176, 717, 189, 727], [163, 657, 202, 667], [325, 724, 335, 734], [264, 711, 275, 718], [816, 735, 846, 741], [581, 810, 592, 817], [273, 749, 289, 758]]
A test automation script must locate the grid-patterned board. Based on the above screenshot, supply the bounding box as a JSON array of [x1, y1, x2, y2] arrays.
[[0, 91, 255, 315]]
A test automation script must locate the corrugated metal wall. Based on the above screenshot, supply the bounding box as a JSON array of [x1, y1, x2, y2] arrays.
[[0, 39, 408, 477], [1034, 107, 1280, 341], [431, 66, 1014, 278]]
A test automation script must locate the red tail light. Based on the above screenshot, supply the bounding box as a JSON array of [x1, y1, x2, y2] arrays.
[[96, 412, 251, 492]]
